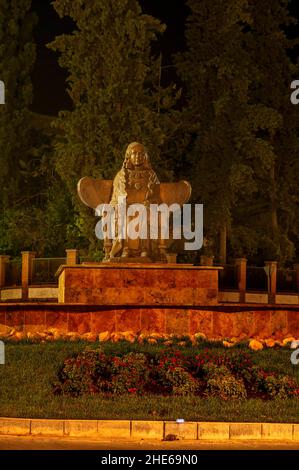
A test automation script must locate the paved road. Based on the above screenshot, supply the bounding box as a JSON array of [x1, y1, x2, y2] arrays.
[[0, 435, 298, 450]]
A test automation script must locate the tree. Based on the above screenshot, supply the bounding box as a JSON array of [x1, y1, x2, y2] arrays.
[[0, 2, 79, 257], [48, 0, 179, 255], [0, 0, 38, 255], [176, 0, 299, 264], [0, 0, 37, 204], [242, 0, 299, 264], [175, 0, 258, 263]]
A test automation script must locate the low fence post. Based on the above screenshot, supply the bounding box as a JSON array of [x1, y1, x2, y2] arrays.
[[264, 261, 278, 304], [294, 263, 299, 293], [0, 255, 10, 289], [235, 258, 247, 302], [66, 249, 78, 265], [21, 251, 36, 300]]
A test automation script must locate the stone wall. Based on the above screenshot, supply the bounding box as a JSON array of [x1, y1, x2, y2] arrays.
[[0, 303, 298, 340]]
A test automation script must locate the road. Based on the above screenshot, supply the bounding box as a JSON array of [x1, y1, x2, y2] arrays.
[[0, 435, 298, 450]]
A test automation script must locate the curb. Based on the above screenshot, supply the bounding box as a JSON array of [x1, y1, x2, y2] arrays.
[[0, 418, 299, 441]]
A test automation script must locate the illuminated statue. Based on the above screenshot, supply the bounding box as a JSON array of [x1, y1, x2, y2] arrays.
[[78, 142, 191, 262]]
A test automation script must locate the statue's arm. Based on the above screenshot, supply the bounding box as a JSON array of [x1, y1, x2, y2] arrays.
[[77, 177, 113, 209]]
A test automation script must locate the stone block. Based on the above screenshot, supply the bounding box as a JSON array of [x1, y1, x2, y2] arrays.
[[164, 422, 197, 440], [0, 418, 30, 435], [97, 420, 130, 439], [64, 420, 98, 437], [189, 310, 213, 336], [165, 310, 190, 336], [140, 309, 166, 334], [31, 419, 64, 436], [198, 422, 230, 440], [115, 309, 141, 332], [229, 423, 262, 440], [212, 312, 234, 338], [293, 424, 299, 440], [131, 420, 163, 439], [271, 310, 288, 338], [24, 310, 45, 333], [0, 310, 6, 334], [46, 310, 68, 332], [262, 423, 293, 440], [5, 309, 24, 330], [68, 313, 91, 334], [91, 310, 116, 333], [287, 311, 299, 338]]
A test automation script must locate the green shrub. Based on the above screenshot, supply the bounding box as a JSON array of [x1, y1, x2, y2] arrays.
[[164, 366, 199, 396], [264, 375, 299, 399], [54, 348, 112, 396], [110, 352, 149, 395], [53, 346, 298, 400], [203, 363, 247, 399]]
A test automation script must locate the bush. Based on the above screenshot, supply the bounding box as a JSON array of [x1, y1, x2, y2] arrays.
[[203, 363, 247, 400], [150, 351, 198, 395], [54, 348, 113, 396], [53, 347, 298, 400], [205, 375, 247, 400], [264, 375, 299, 399], [110, 352, 149, 395], [163, 366, 199, 396], [191, 350, 253, 380]]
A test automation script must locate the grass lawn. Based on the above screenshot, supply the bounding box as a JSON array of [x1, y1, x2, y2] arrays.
[[0, 340, 299, 422]]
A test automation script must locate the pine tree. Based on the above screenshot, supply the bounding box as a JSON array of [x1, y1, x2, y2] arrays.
[[48, 0, 179, 254]]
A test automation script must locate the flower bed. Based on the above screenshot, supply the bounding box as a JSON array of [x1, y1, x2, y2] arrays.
[[54, 347, 299, 400]]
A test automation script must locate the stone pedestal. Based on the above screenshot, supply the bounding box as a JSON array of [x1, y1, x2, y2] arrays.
[[57, 264, 222, 306]]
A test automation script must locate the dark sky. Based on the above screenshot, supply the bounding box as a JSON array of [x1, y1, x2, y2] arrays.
[[31, 0, 188, 115]]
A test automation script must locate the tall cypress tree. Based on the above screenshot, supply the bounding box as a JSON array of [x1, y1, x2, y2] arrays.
[[48, 0, 179, 253], [0, 2, 77, 257], [176, 0, 299, 264], [0, 0, 39, 255], [242, 0, 299, 263], [0, 0, 36, 207], [176, 0, 259, 263]]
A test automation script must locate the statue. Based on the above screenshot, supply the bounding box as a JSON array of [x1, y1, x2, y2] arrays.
[[78, 142, 191, 262]]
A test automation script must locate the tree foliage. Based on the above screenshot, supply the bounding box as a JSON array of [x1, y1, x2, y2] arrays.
[[0, 0, 36, 207], [48, 0, 180, 254], [0, 1, 78, 257], [176, 0, 299, 264]]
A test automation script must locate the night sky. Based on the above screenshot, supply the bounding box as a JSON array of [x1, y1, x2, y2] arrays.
[[31, 0, 188, 115]]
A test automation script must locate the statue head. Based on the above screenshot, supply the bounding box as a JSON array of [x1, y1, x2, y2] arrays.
[[124, 142, 151, 170]]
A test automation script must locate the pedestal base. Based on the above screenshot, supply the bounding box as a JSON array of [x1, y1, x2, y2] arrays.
[[57, 263, 222, 306]]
